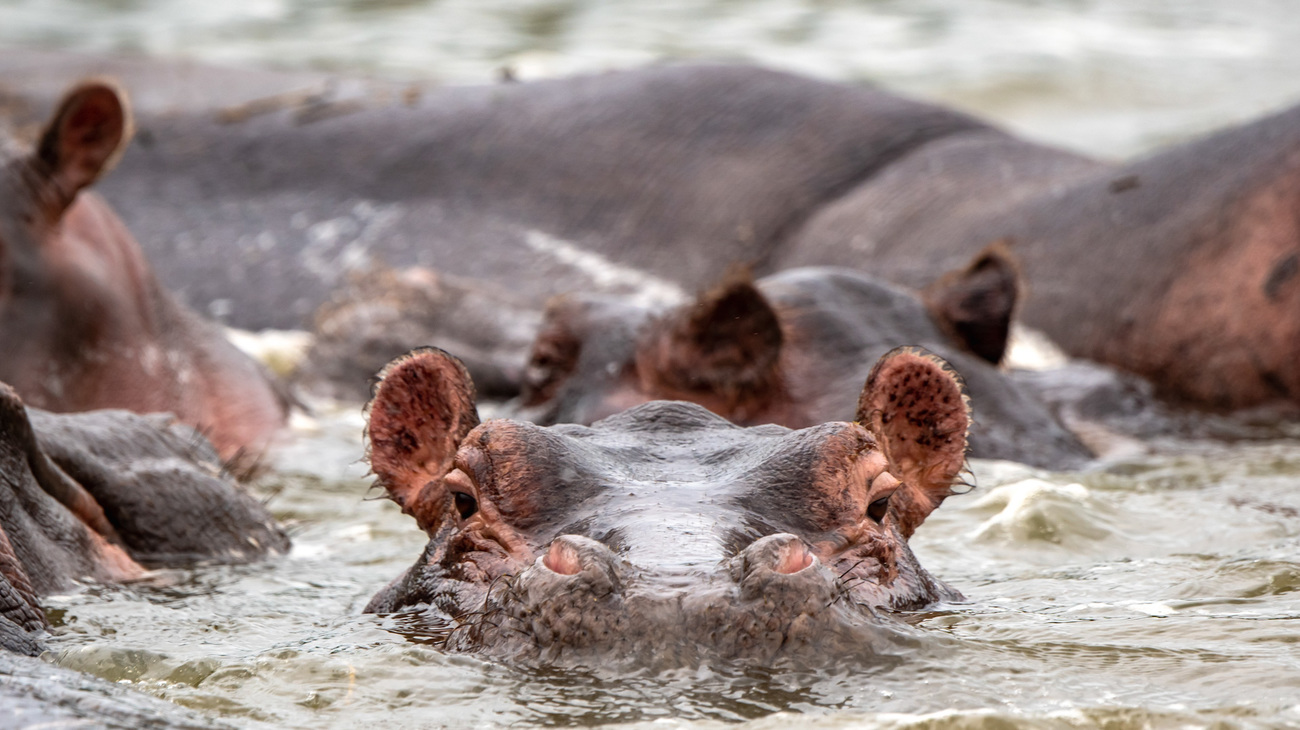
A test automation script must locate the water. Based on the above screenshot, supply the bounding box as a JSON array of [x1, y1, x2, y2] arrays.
[[5, 0, 1300, 726], [39, 404, 1300, 728]]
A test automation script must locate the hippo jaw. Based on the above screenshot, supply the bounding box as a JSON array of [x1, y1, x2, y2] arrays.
[[367, 347, 972, 667]]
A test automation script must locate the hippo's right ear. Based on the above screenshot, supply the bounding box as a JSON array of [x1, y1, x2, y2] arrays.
[[367, 348, 481, 532], [856, 347, 970, 537], [922, 240, 1019, 365], [34, 81, 133, 215]]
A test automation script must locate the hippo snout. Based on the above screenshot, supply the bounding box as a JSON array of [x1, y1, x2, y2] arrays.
[[733, 533, 836, 607], [527, 534, 623, 596]]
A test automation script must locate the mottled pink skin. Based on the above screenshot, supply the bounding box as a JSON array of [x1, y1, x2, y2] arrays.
[[0, 82, 287, 463]]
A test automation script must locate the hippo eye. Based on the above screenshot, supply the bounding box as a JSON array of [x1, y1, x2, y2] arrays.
[[453, 492, 478, 520], [867, 495, 890, 524]]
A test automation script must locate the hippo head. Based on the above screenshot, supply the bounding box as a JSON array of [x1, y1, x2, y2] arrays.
[[1, 81, 133, 346], [365, 346, 971, 667], [0, 82, 139, 407], [0, 82, 288, 463], [515, 248, 1016, 430]]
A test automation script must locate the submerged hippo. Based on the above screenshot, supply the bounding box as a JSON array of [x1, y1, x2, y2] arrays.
[[0, 383, 288, 657], [58, 60, 1297, 414], [365, 346, 970, 667], [516, 250, 1091, 470], [0, 80, 288, 463], [296, 265, 541, 402]]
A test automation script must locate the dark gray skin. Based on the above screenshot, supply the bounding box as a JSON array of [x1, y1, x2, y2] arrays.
[[777, 106, 1300, 412], [515, 255, 1092, 470], [295, 265, 541, 401], [0, 382, 288, 657], [72, 63, 988, 329], [364, 347, 972, 668], [0, 651, 233, 730], [15, 56, 1289, 410]]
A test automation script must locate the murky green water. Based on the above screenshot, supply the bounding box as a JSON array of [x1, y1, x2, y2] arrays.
[[39, 404, 1300, 729], [6, 1, 1300, 726]]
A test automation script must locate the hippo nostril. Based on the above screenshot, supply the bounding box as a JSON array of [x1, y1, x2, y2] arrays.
[[543, 540, 583, 575], [739, 533, 818, 578], [775, 541, 814, 575]]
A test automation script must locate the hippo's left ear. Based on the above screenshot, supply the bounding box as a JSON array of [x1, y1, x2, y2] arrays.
[[367, 348, 481, 532], [923, 240, 1019, 365], [638, 272, 783, 407], [856, 347, 970, 537], [35, 80, 134, 214]]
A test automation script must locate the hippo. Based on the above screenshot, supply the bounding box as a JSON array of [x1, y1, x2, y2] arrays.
[[0, 651, 234, 730], [295, 265, 541, 402], [0, 383, 288, 657], [514, 249, 1091, 470], [774, 101, 1300, 414], [0, 79, 289, 463], [364, 346, 970, 667], [25, 58, 1293, 412]]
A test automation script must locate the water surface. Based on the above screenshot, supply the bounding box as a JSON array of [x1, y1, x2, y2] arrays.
[[42, 406, 1300, 728]]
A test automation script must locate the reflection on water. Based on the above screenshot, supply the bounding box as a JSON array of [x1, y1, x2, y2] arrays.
[[40, 406, 1300, 728], [3, 0, 1300, 155]]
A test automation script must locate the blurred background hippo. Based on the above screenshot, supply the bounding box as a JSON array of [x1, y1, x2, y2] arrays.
[[0, 80, 290, 463], [4, 59, 1294, 418], [365, 346, 971, 667], [516, 248, 1091, 469], [0, 383, 288, 658]]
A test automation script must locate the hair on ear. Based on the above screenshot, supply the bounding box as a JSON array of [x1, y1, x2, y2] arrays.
[[366, 348, 481, 532]]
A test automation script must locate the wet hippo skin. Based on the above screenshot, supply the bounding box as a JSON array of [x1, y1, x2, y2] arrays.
[[364, 347, 971, 668], [0, 383, 288, 657], [0, 79, 289, 463], [514, 249, 1091, 470], [55, 60, 1294, 412]]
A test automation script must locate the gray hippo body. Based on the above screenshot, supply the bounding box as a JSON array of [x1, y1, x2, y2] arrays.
[[514, 253, 1092, 469], [88, 64, 990, 329], [11, 55, 1291, 411], [0, 383, 287, 657]]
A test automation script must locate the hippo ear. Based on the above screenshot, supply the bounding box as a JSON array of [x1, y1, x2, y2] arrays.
[[856, 347, 970, 537], [639, 273, 783, 407], [35, 81, 133, 214], [923, 240, 1019, 365], [367, 348, 481, 532], [520, 296, 585, 408]]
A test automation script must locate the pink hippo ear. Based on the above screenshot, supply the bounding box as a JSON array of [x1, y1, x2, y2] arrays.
[[638, 272, 784, 410], [367, 348, 481, 533], [35, 80, 133, 213], [923, 240, 1019, 365], [856, 347, 970, 538]]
